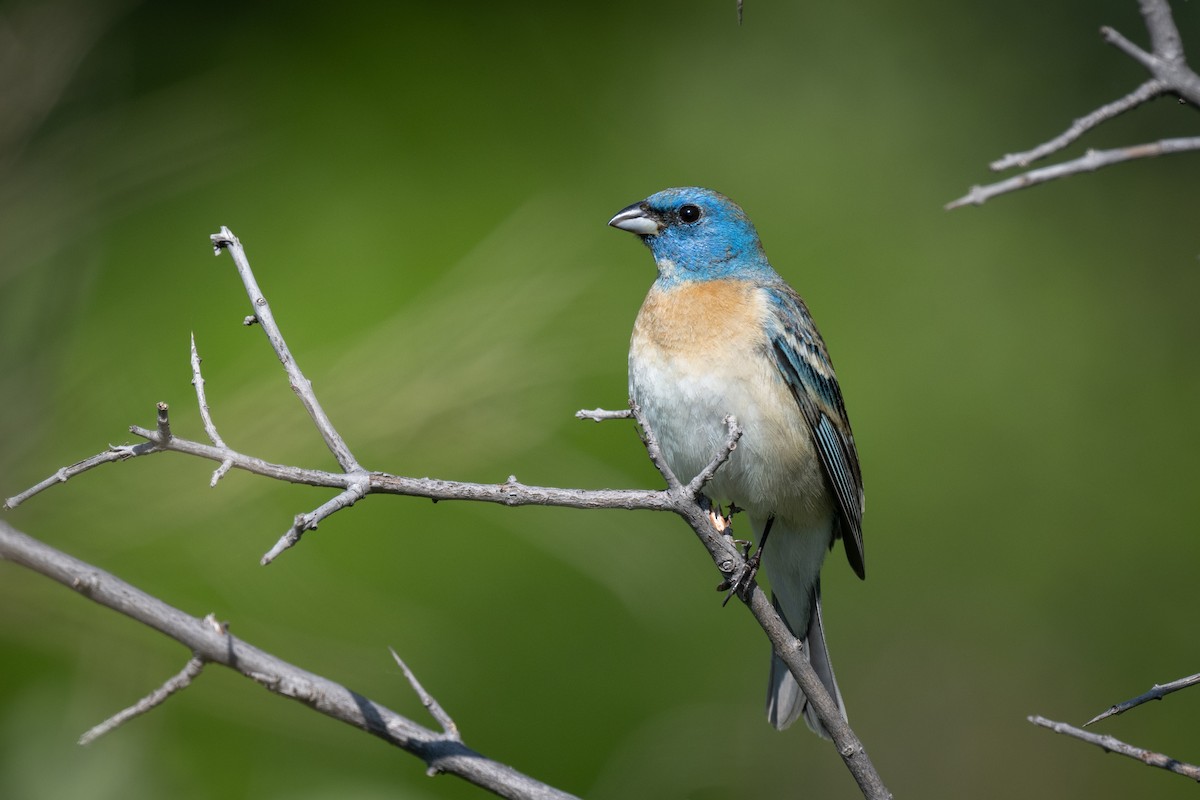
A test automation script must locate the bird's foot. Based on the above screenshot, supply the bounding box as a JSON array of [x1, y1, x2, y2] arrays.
[[717, 546, 762, 606], [716, 514, 773, 606]]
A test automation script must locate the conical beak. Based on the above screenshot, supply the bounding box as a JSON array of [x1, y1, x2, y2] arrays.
[[608, 202, 662, 236]]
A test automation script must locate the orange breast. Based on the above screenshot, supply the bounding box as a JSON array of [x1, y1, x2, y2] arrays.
[[632, 278, 767, 362]]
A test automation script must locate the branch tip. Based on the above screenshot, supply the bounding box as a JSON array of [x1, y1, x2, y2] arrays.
[[210, 226, 238, 255], [1085, 671, 1200, 725], [79, 655, 206, 746]]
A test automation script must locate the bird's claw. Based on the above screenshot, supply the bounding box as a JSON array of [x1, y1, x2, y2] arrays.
[[717, 547, 762, 606], [716, 513, 773, 607]]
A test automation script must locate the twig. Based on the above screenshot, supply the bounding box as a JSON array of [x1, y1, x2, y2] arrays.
[[628, 401, 684, 492], [1029, 715, 1200, 781], [947, 137, 1200, 209], [0, 520, 577, 800], [9, 409, 671, 519], [683, 414, 742, 496], [1086, 672, 1200, 726], [4, 443, 155, 510], [573, 407, 633, 422], [210, 227, 364, 475], [79, 655, 206, 745], [190, 333, 233, 486], [988, 79, 1167, 171], [390, 648, 461, 742], [261, 479, 371, 565], [949, 0, 1200, 207]]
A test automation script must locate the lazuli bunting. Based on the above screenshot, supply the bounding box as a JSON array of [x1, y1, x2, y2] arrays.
[[609, 187, 865, 736]]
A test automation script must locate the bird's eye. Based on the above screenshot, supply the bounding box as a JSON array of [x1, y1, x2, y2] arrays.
[[678, 204, 702, 223]]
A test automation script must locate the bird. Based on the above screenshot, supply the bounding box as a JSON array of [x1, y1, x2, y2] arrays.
[[608, 187, 865, 736]]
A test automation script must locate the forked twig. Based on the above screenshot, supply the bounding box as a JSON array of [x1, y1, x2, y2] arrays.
[[210, 227, 364, 475], [948, 0, 1200, 207]]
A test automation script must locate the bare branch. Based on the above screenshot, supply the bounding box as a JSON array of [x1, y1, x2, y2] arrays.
[[747, 586, 889, 797], [261, 479, 371, 565], [210, 227, 364, 475], [9, 415, 674, 521], [4, 443, 154, 510], [5, 398, 889, 795], [988, 79, 1167, 171], [1029, 715, 1200, 782], [946, 137, 1200, 209], [1086, 672, 1200, 726], [950, 0, 1200, 207], [79, 655, 206, 746], [0, 520, 578, 800]]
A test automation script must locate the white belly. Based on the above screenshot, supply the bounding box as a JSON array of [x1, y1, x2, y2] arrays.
[[629, 332, 831, 526]]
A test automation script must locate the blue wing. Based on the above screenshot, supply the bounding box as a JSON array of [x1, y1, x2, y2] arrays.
[[765, 284, 866, 579]]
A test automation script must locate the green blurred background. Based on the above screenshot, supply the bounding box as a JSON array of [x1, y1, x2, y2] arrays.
[[3, 1, 1200, 798]]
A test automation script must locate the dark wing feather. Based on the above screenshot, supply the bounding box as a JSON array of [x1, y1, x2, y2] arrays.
[[766, 285, 866, 579]]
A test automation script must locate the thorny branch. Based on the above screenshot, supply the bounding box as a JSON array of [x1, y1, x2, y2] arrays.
[[2, 227, 890, 799], [0, 521, 576, 800], [1086, 671, 1200, 726], [1030, 670, 1200, 784], [948, 0, 1200, 208]]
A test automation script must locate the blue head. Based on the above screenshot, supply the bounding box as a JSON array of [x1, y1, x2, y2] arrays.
[[609, 187, 773, 286]]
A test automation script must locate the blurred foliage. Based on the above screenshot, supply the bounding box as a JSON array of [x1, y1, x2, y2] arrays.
[[3, 1, 1200, 798]]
